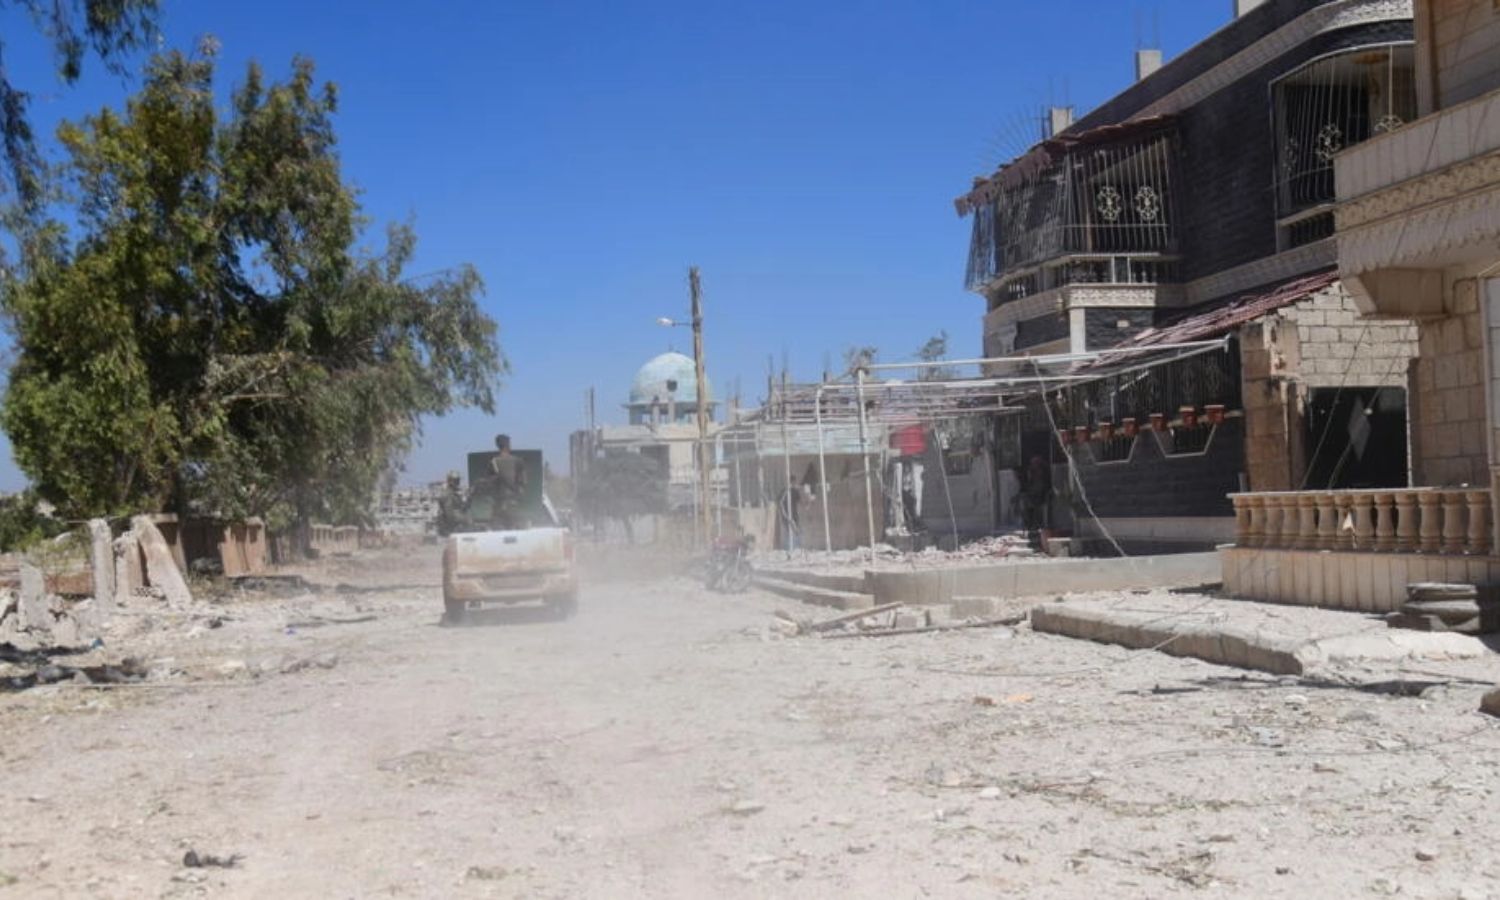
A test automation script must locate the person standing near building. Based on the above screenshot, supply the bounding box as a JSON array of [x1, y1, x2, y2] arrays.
[[778, 478, 802, 552], [1019, 455, 1052, 549]]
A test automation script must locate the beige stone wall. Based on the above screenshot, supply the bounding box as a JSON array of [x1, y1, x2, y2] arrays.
[[1240, 284, 1419, 492], [1409, 279, 1487, 486], [1289, 288, 1416, 388], [1428, 0, 1500, 110], [1241, 317, 1301, 492]]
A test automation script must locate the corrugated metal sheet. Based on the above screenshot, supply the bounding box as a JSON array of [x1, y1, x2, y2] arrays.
[[1077, 269, 1340, 371]]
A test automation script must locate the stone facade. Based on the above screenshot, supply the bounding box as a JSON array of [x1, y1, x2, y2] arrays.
[[1409, 282, 1488, 487], [1424, 0, 1500, 109], [1241, 284, 1416, 492]]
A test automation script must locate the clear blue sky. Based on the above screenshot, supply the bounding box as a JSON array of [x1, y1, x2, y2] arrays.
[[1, 0, 1229, 489]]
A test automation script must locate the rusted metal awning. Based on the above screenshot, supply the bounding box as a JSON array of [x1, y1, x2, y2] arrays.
[[955, 114, 1177, 216]]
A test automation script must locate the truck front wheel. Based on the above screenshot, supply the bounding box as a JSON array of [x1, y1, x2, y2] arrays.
[[549, 591, 578, 621], [443, 589, 467, 626]]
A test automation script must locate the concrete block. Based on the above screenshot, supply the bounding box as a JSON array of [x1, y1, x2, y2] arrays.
[[131, 515, 192, 606], [1029, 601, 1305, 676], [113, 531, 144, 605], [949, 595, 1003, 618], [87, 519, 114, 610], [753, 575, 874, 611], [1458, 351, 1483, 387], [1435, 355, 1460, 390], [892, 609, 929, 630], [1461, 421, 1486, 457]]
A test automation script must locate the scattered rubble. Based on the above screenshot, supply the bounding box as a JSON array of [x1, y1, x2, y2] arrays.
[[182, 849, 242, 869]]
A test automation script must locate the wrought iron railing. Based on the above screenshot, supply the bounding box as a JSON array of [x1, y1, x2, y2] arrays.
[[1053, 343, 1241, 428]]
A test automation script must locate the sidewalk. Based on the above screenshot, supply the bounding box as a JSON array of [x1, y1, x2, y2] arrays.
[[1030, 590, 1499, 682]]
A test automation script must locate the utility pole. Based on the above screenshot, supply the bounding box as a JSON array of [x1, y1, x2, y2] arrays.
[[689, 266, 712, 547]]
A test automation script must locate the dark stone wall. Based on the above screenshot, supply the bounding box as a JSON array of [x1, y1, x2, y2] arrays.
[[1015, 312, 1070, 350], [1169, 20, 1415, 283], [1084, 308, 1156, 351], [1069, 418, 1245, 519]]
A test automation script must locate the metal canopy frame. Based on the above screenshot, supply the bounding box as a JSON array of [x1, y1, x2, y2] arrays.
[[732, 338, 1230, 558]]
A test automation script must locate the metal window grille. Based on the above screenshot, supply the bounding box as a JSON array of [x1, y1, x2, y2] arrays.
[[966, 129, 1180, 291], [1273, 44, 1416, 217]]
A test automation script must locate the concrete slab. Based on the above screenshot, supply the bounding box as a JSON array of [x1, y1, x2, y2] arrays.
[[752, 567, 869, 595], [1029, 591, 1494, 678], [869, 552, 1221, 606], [752, 576, 874, 611]]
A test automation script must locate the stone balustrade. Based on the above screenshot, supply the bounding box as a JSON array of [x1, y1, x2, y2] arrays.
[[1229, 488, 1493, 556]]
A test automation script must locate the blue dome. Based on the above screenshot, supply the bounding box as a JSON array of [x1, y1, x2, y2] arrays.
[[629, 352, 710, 406]]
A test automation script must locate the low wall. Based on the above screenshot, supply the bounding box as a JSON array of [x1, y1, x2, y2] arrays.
[[1221, 546, 1500, 612], [141, 514, 268, 577], [1077, 516, 1237, 555], [755, 567, 870, 595], [867, 552, 1221, 606]]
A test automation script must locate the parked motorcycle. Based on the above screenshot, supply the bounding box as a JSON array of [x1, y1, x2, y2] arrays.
[[704, 535, 755, 593]]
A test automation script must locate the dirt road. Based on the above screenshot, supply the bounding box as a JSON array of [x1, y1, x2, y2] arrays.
[[3, 547, 1500, 898]]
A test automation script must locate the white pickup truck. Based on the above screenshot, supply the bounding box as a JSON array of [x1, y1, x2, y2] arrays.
[[441, 496, 578, 623]]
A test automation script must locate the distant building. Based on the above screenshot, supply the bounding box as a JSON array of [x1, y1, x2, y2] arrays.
[[626, 351, 717, 425], [572, 351, 722, 512], [1227, 0, 1500, 609], [376, 481, 445, 535], [956, 0, 1422, 552]]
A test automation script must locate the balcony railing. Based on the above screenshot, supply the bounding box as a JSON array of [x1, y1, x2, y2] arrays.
[[1229, 489, 1493, 556]]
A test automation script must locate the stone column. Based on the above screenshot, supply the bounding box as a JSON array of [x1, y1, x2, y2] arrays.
[[1245, 495, 1266, 548], [1418, 491, 1443, 554], [1374, 492, 1396, 552], [1230, 495, 1251, 546], [1316, 492, 1339, 550], [87, 518, 115, 611], [1393, 491, 1419, 552], [1351, 492, 1376, 550], [1296, 493, 1319, 549], [1262, 495, 1285, 549], [1464, 489, 1491, 555], [1441, 490, 1466, 555]]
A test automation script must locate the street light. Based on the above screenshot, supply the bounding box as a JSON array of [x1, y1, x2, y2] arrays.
[[656, 267, 712, 548]]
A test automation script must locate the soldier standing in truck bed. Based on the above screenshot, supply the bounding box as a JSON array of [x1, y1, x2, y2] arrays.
[[435, 471, 470, 536], [487, 434, 527, 529]]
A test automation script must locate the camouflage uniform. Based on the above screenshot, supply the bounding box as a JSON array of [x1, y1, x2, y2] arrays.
[[487, 452, 527, 530], [435, 474, 469, 536]]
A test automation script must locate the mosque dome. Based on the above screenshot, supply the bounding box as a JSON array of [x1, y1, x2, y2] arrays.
[[628, 352, 711, 407]]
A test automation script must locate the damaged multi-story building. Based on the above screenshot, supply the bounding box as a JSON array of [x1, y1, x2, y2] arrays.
[[1224, 0, 1500, 609], [956, 0, 1424, 553]]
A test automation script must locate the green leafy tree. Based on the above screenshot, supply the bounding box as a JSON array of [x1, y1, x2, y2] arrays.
[[0, 0, 160, 212], [0, 489, 66, 551], [0, 47, 504, 529], [574, 451, 666, 543]]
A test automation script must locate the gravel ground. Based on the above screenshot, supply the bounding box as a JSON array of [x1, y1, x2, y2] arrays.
[[2, 546, 1500, 898]]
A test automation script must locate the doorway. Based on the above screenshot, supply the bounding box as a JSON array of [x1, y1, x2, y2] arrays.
[[1302, 386, 1408, 490]]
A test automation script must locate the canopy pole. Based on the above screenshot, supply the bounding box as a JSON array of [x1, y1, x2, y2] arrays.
[[855, 367, 877, 562], [815, 384, 832, 552]]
